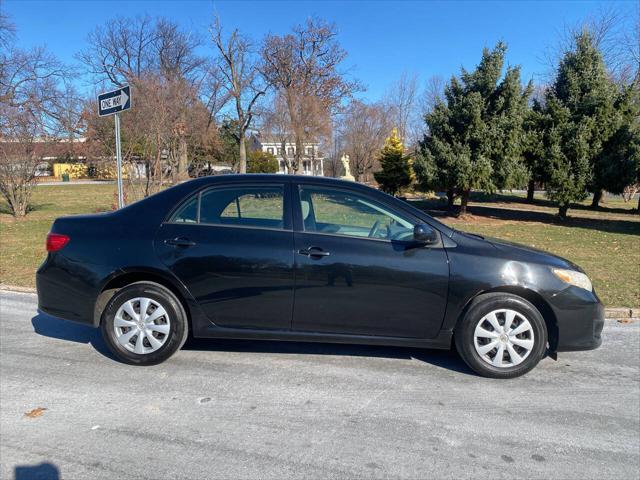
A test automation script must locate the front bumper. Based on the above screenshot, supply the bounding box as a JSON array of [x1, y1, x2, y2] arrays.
[[550, 286, 604, 352]]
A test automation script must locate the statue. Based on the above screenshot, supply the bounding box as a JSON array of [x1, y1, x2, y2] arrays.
[[340, 153, 355, 181]]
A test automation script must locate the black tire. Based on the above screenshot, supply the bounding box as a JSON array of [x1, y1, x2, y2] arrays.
[[454, 293, 547, 379], [100, 281, 189, 365]]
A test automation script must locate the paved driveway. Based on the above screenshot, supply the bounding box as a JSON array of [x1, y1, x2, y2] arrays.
[[1, 290, 638, 479]]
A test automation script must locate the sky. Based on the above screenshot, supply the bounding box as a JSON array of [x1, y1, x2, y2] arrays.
[[3, 0, 637, 101]]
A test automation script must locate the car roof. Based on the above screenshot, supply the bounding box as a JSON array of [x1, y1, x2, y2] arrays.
[[181, 174, 385, 195], [189, 174, 360, 186]]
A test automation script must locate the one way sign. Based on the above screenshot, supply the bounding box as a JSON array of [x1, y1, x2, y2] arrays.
[[98, 85, 131, 117]]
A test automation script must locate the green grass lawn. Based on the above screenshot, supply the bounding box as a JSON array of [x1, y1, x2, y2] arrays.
[[1, 184, 638, 307]]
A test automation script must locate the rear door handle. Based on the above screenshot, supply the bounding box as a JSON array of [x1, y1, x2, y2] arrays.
[[298, 247, 331, 258], [165, 237, 196, 247]]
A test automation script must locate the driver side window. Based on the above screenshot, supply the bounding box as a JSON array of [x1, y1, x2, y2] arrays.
[[299, 187, 414, 241]]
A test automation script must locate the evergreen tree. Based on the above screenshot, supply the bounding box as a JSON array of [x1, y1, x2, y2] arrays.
[[543, 32, 619, 216], [415, 42, 531, 215], [374, 128, 413, 196], [591, 85, 640, 209], [213, 119, 240, 171], [522, 100, 548, 202]]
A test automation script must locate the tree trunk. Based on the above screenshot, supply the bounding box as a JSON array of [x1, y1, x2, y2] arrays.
[[294, 135, 304, 174], [591, 189, 603, 208], [526, 180, 535, 203], [447, 188, 455, 209], [280, 140, 288, 173], [178, 136, 188, 180], [637, 194, 640, 214], [238, 135, 247, 174], [459, 189, 470, 216], [559, 204, 569, 218]]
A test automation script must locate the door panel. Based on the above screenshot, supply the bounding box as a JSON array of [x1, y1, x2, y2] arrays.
[[292, 184, 449, 338], [154, 183, 294, 331], [293, 233, 449, 338]]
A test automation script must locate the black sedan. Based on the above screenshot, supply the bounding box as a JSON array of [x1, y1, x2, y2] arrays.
[[36, 175, 604, 378]]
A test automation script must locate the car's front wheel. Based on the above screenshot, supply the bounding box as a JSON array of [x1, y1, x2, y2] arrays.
[[455, 293, 548, 379], [101, 281, 188, 365]]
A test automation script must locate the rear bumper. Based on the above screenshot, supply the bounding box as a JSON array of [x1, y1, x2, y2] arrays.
[[36, 256, 97, 326], [550, 286, 604, 352]]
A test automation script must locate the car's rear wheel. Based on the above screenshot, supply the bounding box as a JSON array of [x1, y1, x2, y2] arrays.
[[455, 293, 547, 379], [101, 281, 188, 365]]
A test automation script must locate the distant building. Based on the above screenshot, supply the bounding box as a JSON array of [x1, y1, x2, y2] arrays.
[[250, 134, 324, 176]]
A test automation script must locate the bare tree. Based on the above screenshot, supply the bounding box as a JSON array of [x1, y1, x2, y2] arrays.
[[323, 132, 343, 178], [341, 100, 392, 182], [0, 106, 43, 217], [420, 75, 446, 115], [261, 18, 359, 174], [0, 3, 15, 50], [620, 5, 639, 86], [385, 71, 419, 144], [541, 5, 639, 86], [211, 17, 265, 173], [79, 16, 208, 180], [203, 65, 228, 128], [156, 18, 207, 178], [78, 16, 158, 86], [262, 93, 293, 172], [0, 16, 72, 217]]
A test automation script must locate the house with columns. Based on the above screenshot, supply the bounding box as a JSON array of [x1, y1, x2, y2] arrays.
[[250, 134, 324, 176]]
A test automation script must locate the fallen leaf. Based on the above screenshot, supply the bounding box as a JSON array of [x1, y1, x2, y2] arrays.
[[24, 407, 47, 418]]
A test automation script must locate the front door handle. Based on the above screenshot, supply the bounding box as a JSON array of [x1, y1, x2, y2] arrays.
[[165, 237, 196, 247], [298, 247, 331, 258]]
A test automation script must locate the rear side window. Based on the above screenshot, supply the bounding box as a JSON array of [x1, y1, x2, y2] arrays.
[[171, 196, 198, 223], [169, 186, 285, 230]]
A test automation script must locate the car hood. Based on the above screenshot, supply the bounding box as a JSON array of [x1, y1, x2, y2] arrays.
[[452, 230, 583, 272], [483, 235, 584, 272]]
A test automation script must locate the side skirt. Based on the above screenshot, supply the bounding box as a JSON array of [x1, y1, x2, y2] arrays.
[[195, 325, 454, 350]]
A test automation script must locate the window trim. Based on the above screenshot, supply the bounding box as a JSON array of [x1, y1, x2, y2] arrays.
[[293, 184, 423, 244], [165, 183, 292, 231]]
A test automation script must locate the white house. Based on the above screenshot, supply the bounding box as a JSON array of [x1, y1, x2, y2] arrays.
[[250, 134, 324, 176]]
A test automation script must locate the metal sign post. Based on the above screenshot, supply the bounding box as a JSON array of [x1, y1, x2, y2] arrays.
[[97, 85, 131, 209], [114, 113, 124, 208]]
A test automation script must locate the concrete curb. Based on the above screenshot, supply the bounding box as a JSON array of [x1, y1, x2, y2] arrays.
[[0, 285, 36, 294], [605, 307, 640, 322], [1, 285, 637, 322]]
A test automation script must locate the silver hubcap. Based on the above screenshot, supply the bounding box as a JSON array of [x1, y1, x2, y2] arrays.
[[113, 297, 171, 354], [473, 309, 535, 368]]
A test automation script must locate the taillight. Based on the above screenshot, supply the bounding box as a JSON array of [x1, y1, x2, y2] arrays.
[[46, 233, 70, 252]]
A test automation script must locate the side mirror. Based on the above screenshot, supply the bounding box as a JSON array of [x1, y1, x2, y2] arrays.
[[413, 223, 438, 245]]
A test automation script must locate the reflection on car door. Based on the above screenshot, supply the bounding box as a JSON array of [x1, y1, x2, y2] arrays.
[[291, 184, 449, 339], [155, 183, 294, 331]]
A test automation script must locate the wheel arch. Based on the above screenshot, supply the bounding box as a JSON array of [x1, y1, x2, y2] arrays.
[[94, 268, 193, 329], [454, 285, 559, 351]]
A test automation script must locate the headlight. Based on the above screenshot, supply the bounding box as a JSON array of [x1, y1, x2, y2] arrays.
[[552, 268, 593, 292]]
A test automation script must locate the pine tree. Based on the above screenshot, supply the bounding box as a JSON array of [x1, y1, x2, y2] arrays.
[[415, 42, 531, 215], [543, 96, 591, 218], [522, 100, 548, 202], [544, 32, 619, 216], [374, 128, 413, 196], [592, 85, 640, 209]]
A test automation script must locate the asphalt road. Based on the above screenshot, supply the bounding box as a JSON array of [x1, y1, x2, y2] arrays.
[[1, 290, 639, 480]]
